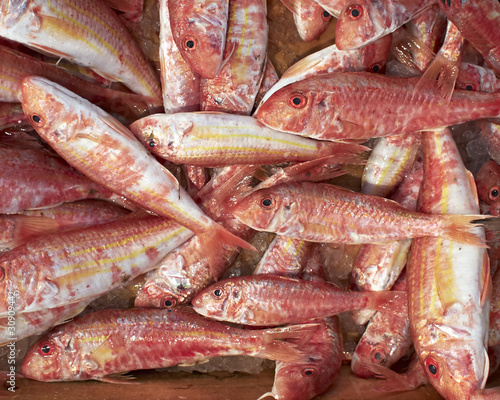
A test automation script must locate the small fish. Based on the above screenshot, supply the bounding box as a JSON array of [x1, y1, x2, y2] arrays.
[[20, 307, 317, 381], [256, 72, 500, 141], [168, 0, 229, 79], [229, 180, 491, 247], [335, 0, 435, 50], [0, 0, 161, 99], [129, 112, 368, 167], [192, 275, 407, 326]]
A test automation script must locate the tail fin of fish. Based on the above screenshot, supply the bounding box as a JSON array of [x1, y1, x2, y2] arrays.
[[320, 142, 370, 164], [364, 362, 427, 393], [258, 323, 320, 362], [200, 224, 256, 279], [368, 290, 408, 317], [390, 29, 435, 73], [441, 214, 498, 247]]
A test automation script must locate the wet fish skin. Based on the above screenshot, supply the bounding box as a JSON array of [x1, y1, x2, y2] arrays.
[[20, 307, 316, 381], [256, 72, 500, 141], [0, 0, 161, 99]]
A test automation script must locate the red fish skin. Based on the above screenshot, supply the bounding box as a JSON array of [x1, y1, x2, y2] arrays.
[[255, 72, 500, 141], [490, 268, 500, 347], [0, 214, 193, 316], [192, 275, 407, 326], [291, 0, 332, 42], [230, 181, 486, 246], [438, 0, 500, 75], [0, 102, 28, 130], [0, 146, 118, 213], [20, 307, 314, 381]]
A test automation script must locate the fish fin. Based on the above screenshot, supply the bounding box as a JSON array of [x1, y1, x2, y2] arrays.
[[258, 323, 320, 362], [256, 392, 276, 400], [480, 252, 491, 308], [55, 302, 91, 326], [27, 42, 74, 60], [467, 169, 480, 209], [391, 29, 435, 73], [368, 363, 426, 392], [199, 224, 256, 279], [414, 52, 460, 105], [98, 373, 138, 384], [4, 0, 30, 27], [98, 115, 137, 141], [282, 56, 322, 81], [442, 214, 493, 247], [279, 0, 299, 15], [320, 142, 370, 165], [369, 290, 408, 317], [7, 216, 60, 249]]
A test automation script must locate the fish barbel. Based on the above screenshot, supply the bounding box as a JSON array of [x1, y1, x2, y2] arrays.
[[129, 112, 368, 167], [0, 213, 193, 317], [168, 0, 229, 79], [229, 180, 490, 246], [20, 76, 254, 272], [255, 71, 500, 141], [408, 128, 491, 399], [20, 307, 317, 382], [192, 275, 407, 326], [0, 0, 161, 99]]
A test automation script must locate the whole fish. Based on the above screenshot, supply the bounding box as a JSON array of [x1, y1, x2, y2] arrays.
[[437, 0, 500, 75], [20, 76, 254, 274], [0, 44, 159, 121], [255, 72, 500, 141], [159, 0, 200, 113], [0, 146, 122, 213], [0, 213, 193, 317], [200, 0, 268, 115], [0, 0, 161, 99], [129, 112, 368, 167], [407, 128, 492, 399], [334, 0, 435, 50], [229, 180, 490, 246], [192, 275, 407, 326], [168, 0, 229, 79], [20, 307, 316, 382]]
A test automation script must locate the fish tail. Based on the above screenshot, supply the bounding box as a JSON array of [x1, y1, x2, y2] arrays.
[[441, 214, 493, 247], [199, 224, 256, 279], [366, 364, 422, 393], [369, 290, 408, 317], [320, 142, 370, 165], [258, 323, 320, 362]]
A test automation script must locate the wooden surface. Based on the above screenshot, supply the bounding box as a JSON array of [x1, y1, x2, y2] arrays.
[[5, 366, 500, 400]]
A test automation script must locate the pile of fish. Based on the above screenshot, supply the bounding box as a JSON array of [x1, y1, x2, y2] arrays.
[[2, 0, 500, 398]]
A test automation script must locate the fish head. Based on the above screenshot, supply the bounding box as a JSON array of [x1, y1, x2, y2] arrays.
[[20, 76, 86, 144], [169, 1, 227, 79], [192, 278, 249, 322], [270, 359, 334, 400], [293, 8, 332, 42], [21, 330, 82, 381], [476, 161, 500, 208], [335, 0, 383, 50], [351, 340, 393, 378], [134, 277, 188, 309], [360, 34, 393, 74], [230, 186, 295, 233], [255, 81, 336, 137], [418, 341, 488, 399]]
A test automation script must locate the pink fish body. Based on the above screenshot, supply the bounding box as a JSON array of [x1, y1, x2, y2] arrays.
[[256, 72, 500, 141], [21, 307, 314, 381]]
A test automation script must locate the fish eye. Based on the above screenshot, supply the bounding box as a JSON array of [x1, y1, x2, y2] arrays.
[[321, 10, 331, 20], [302, 367, 317, 376], [39, 341, 55, 356], [371, 63, 381, 73], [260, 196, 275, 209], [30, 114, 42, 125], [490, 186, 500, 202], [425, 356, 440, 378], [148, 138, 157, 148], [288, 93, 307, 109], [162, 297, 177, 308], [465, 83, 474, 91], [370, 347, 386, 364], [212, 287, 225, 299], [347, 4, 363, 20], [183, 36, 198, 51]]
